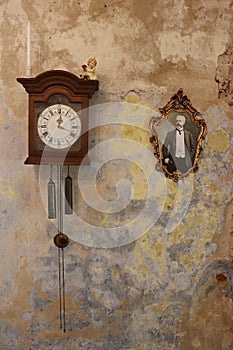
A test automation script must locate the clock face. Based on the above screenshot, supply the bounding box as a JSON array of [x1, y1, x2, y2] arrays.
[[37, 104, 81, 149]]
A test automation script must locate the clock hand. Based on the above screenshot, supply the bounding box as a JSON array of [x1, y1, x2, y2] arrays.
[[57, 125, 71, 132], [56, 115, 63, 126]]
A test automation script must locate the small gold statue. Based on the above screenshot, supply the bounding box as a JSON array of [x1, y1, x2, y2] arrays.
[[80, 57, 97, 80]]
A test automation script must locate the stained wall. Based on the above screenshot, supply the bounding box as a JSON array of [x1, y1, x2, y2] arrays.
[[0, 1, 233, 350]]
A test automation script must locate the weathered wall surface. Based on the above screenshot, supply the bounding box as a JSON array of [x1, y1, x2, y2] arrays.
[[0, 1, 233, 350]]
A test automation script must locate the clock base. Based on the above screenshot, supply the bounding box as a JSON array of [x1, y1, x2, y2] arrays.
[[24, 156, 90, 165]]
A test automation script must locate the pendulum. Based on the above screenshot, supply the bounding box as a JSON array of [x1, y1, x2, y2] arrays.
[[53, 164, 69, 332], [54, 232, 69, 332]]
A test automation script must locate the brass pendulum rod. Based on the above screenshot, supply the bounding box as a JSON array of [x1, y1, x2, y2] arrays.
[[54, 165, 69, 333], [58, 247, 62, 330], [57, 245, 67, 332]]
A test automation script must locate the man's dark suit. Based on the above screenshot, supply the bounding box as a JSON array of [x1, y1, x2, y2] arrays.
[[162, 129, 196, 173]]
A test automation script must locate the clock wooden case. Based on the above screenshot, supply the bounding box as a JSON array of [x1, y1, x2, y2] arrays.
[[17, 70, 99, 165]]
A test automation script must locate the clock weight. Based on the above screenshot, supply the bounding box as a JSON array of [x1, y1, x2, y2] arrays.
[[65, 166, 73, 215], [48, 165, 56, 219]]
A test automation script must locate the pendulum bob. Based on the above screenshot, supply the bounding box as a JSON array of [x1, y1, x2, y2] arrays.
[[54, 233, 69, 248]]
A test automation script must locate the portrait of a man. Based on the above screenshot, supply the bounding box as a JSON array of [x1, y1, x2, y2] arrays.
[[162, 114, 196, 174], [149, 89, 207, 181]]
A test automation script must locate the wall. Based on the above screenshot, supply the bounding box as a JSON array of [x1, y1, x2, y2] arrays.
[[0, 1, 233, 349]]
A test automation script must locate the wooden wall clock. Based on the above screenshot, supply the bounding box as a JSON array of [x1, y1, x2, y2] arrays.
[[17, 70, 99, 332], [17, 70, 99, 165]]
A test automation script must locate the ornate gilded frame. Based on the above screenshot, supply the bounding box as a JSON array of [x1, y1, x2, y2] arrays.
[[149, 89, 207, 182]]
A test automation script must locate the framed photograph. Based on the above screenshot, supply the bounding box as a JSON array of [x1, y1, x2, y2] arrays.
[[149, 89, 207, 181]]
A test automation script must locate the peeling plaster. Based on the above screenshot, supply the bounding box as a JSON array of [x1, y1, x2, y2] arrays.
[[0, 1, 233, 349]]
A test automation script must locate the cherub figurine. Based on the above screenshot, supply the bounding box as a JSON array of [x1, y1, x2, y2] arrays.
[[80, 57, 97, 80]]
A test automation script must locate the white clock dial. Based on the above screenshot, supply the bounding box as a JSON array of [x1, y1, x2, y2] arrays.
[[37, 104, 81, 149]]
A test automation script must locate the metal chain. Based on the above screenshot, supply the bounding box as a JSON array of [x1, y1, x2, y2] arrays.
[[57, 165, 63, 234]]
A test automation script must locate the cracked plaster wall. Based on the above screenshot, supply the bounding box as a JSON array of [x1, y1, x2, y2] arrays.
[[0, 1, 233, 350]]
